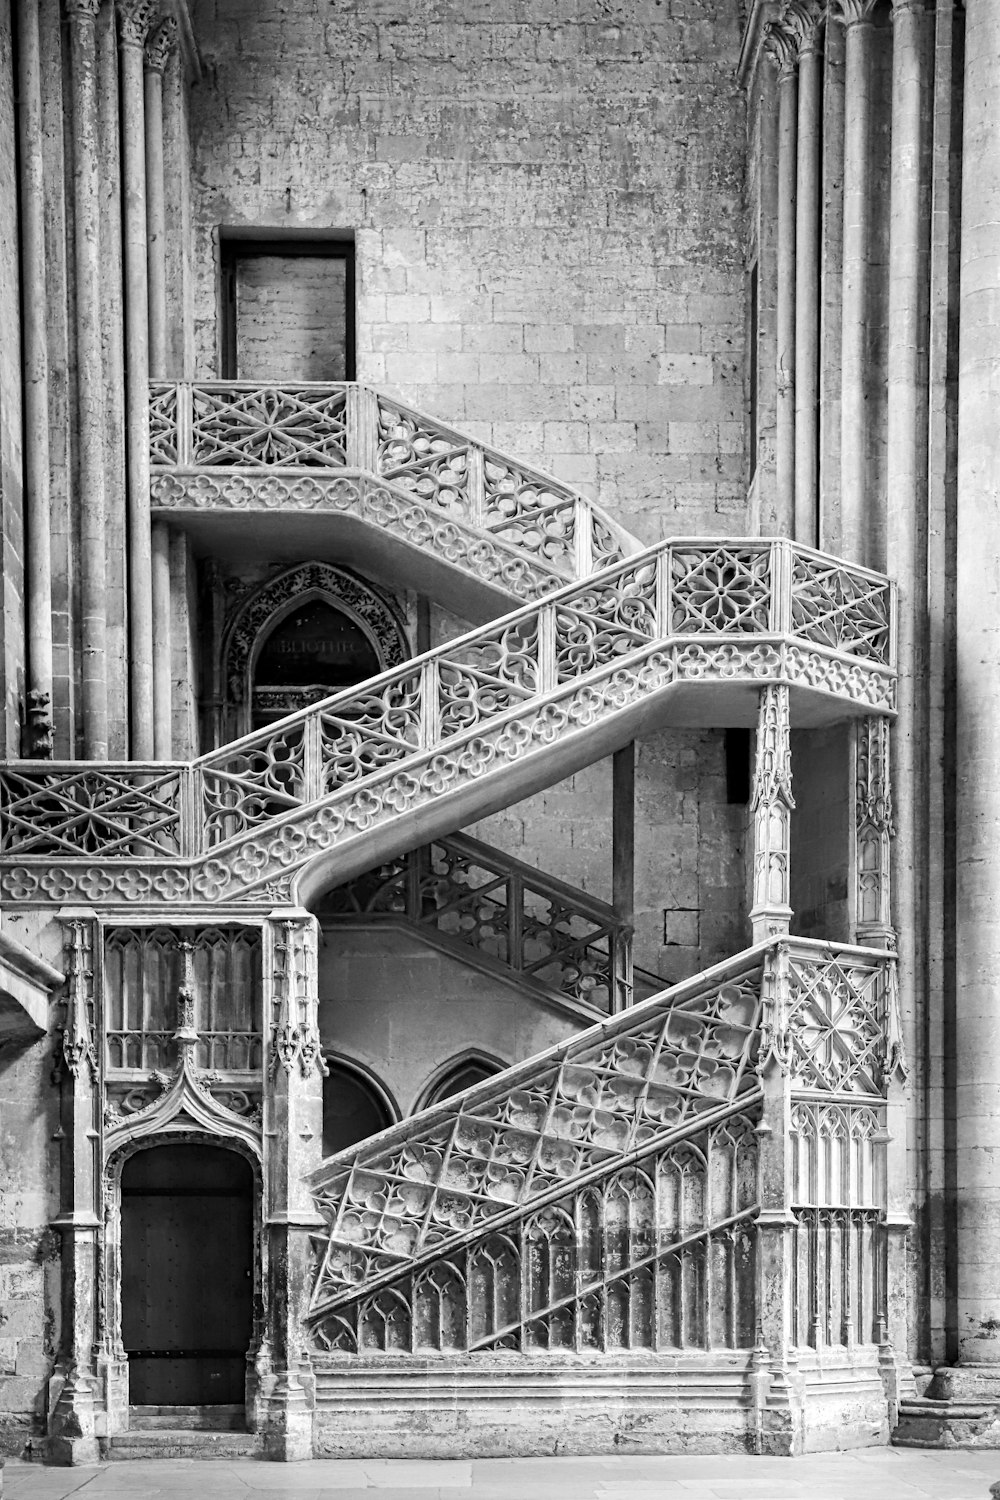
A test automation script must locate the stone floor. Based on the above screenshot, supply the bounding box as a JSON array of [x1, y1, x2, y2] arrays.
[[4, 1450, 1000, 1500]]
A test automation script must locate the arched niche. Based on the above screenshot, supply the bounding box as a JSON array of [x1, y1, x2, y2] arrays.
[[415, 1050, 507, 1113], [322, 1054, 399, 1157], [220, 563, 410, 740]]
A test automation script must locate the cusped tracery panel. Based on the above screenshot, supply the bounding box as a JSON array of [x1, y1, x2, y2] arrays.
[[311, 1112, 759, 1356], [308, 954, 763, 1321]]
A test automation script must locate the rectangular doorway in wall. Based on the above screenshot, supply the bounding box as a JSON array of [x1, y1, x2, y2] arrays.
[[219, 235, 355, 381]]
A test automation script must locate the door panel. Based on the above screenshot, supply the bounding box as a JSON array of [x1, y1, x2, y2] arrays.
[[121, 1144, 253, 1406]]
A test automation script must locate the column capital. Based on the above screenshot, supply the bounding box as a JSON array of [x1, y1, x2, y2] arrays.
[[832, 0, 877, 28], [63, 0, 101, 20], [116, 0, 158, 48], [784, 0, 825, 57], [763, 19, 798, 75], [889, 0, 924, 19], [144, 14, 177, 72]]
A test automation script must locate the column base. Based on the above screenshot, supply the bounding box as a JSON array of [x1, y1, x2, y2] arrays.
[[257, 1371, 314, 1461], [45, 1366, 100, 1466], [893, 1365, 1000, 1449]]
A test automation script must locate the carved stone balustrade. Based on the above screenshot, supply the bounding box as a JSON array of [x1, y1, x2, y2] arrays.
[[303, 935, 905, 1456], [0, 538, 895, 910], [319, 830, 635, 1019], [148, 382, 640, 618]]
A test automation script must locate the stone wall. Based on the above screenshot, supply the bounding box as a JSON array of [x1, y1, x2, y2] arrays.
[[189, 0, 747, 540], [318, 926, 574, 1118], [187, 0, 751, 965]]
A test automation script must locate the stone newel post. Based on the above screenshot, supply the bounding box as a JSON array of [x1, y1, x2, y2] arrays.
[[259, 913, 325, 1460], [750, 684, 795, 943]]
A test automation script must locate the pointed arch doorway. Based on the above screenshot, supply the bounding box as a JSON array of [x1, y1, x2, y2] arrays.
[[121, 1143, 255, 1407]]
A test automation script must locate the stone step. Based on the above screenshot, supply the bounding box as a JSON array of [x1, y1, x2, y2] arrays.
[[108, 1428, 259, 1460], [893, 1397, 1000, 1448], [129, 1403, 247, 1431]]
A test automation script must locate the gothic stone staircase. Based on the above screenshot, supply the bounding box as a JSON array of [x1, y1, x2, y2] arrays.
[[4, 390, 903, 1462]]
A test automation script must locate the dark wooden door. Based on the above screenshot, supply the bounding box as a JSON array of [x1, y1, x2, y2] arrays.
[[121, 1144, 253, 1406]]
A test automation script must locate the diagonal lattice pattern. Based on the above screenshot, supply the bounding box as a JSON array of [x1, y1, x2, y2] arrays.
[[790, 556, 891, 661], [0, 767, 183, 858], [191, 385, 349, 467]]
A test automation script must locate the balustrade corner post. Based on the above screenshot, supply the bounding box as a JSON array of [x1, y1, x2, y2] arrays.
[[655, 544, 672, 638], [179, 763, 202, 858], [178, 380, 193, 467], [769, 537, 793, 636], [346, 384, 377, 472], [612, 924, 634, 1013], [260, 912, 324, 1461], [574, 501, 595, 579], [418, 659, 441, 751], [537, 605, 557, 695], [467, 443, 485, 528], [48, 909, 102, 1465], [303, 711, 325, 804], [853, 716, 896, 948], [749, 684, 795, 943]]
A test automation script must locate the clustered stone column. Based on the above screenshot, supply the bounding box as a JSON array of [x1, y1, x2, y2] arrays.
[[837, 0, 876, 563], [44, 0, 182, 760], [66, 0, 110, 759], [764, 24, 799, 540], [789, 1, 823, 546], [955, 0, 1000, 1380], [145, 18, 178, 758], [16, 0, 55, 755]]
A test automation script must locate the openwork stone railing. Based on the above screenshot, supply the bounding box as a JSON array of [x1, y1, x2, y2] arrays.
[[319, 831, 634, 1018], [306, 937, 900, 1364], [149, 382, 638, 595], [0, 540, 895, 906]]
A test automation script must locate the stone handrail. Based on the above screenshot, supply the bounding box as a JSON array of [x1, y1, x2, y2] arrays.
[[319, 829, 636, 1018], [149, 381, 640, 587], [0, 539, 895, 906], [305, 936, 898, 1356]]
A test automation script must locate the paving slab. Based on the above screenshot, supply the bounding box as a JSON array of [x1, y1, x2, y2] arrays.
[[5, 1451, 1000, 1500]]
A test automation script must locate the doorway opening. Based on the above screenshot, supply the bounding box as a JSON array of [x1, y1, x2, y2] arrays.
[[219, 235, 355, 382], [251, 597, 382, 730], [121, 1143, 254, 1407]]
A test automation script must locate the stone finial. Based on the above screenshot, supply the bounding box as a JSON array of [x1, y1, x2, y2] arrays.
[[116, 0, 158, 48], [763, 19, 798, 74], [144, 14, 178, 72]]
